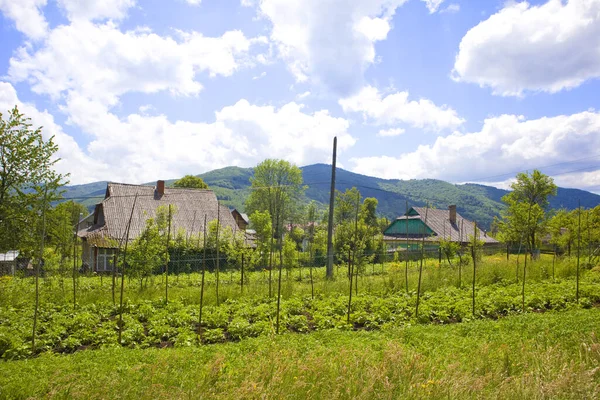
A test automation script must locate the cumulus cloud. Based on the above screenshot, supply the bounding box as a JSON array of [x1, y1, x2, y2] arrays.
[[0, 82, 355, 184], [56, 0, 135, 21], [339, 85, 464, 132], [8, 21, 267, 107], [0, 82, 109, 183], [350, 110, 600, 192], [421, 0, 445, 13], [0, 0, 48, 40], [441, 3, 459, 14], [377, 128, 405, 137], [453, 0, 600, 96], [251, 0, 409, 95]]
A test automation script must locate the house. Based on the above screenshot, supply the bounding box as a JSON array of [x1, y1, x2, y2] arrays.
[[231, 209, 249, 231], [383, 205, 498, 252], [77, 180, 238, 272], [0, 250, 19, 275]]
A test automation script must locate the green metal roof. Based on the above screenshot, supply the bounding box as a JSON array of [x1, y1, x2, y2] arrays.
[[383, 217, 434, 236]]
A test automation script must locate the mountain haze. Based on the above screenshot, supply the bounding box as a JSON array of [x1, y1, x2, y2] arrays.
[[61, 164, 600, 229]]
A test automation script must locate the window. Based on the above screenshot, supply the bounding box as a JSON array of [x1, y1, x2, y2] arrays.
[[97, 248, 116, 272]]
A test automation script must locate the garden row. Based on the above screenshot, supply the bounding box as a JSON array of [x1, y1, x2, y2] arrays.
[[1, 277, 598, 360]]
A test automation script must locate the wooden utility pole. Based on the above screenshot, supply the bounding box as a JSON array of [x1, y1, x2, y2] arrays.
[[326, 136, 337, 279]]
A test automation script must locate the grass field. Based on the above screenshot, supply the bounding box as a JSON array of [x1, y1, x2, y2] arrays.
[[1, 308, 599, 399], [1, 253, 599, 398]]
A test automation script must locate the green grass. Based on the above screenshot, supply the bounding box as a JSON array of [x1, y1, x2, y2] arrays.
[[1, 308, 599, 399]]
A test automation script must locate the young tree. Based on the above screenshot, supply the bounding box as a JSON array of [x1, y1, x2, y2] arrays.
[[250, 210, 273, 268], [0, 106, 66, 253], [128, 216, 164, 289], [498, 170, 557, 256], [246, 159, 304, 304], [172, 175, 209, 189], [47, 201, 88, 260]]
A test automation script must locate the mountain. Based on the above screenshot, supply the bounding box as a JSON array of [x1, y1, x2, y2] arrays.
[[60, 164, 600, 229]]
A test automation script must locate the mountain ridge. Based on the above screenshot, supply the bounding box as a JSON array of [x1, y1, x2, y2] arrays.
[[61, 164, 600, 229]]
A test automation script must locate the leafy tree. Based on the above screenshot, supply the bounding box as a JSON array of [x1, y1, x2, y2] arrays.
[[360, 197, 378, 228], [498, 170, 557, 254], [249, 210, 272, 268], [128, 215, 165, 289], [282, 235, 297, 271], [246, 159, 305, 238], [47, 201, 88, 260], [173, 175, 208, 189], [547, 209, 577, 255], [439, 238, 460, 266], [0, 106, 66, 254]]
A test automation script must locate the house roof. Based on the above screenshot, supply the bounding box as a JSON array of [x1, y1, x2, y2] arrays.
[[232, 209, 249, 225], [79, 182, 238, 246], [385, 206, 498, 244], [0, 250, 19, 262]]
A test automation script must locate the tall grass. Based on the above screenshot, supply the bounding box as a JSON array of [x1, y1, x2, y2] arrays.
[[1, 308, 599, 399]]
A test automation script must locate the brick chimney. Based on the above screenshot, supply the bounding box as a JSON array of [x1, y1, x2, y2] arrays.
[[449, 205, 457, 225], [156, 180, 165, 196]]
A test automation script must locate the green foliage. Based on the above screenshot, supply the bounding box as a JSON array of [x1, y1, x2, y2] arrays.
[[282, 235, 297, 270], [250, 210, 272, 268], [0, 106, 66, 254], [246, 159, 305, 238], [46, 201, 88, 259], [439, 238, 460, 265], [2, 308, 600, 399], [498, 170, 557, 252], [128, 216, 166, 286], [172, 175, 208, 189]]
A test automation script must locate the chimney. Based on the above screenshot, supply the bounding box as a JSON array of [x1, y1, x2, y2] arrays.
[[449, 205, 457, 225], [156, 180, 165, 196]]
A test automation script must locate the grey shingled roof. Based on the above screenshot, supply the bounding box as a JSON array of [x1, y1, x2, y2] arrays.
[[79, 182, 238, 246], [410, 206, 498, 244]]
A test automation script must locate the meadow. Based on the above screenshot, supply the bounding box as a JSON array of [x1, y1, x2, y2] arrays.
[[1, 253, 599, 398]]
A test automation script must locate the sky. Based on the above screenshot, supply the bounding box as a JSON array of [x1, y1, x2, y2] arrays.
[[0, 0, 599, 193]]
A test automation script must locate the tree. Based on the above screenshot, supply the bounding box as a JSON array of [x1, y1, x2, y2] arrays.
[[47, 201, 88, 260], [250, 210, 272, 268], [173, 175, 208, 189], [498, 170, 557, 255], [245, 159, 304, 333], [0, 106, 66, 254], [245, 159, 304, 237], [128, 215, 165, 289]]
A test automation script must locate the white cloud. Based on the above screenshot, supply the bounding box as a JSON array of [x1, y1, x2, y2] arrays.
[[453, 0, 600, 96], [441, 3, 459, 14], [0, 82, 108, 183], [252, 71, 267, 80], [252, 0, 409, 95], [0, 0, 48, 40], [8, 21, 267, 107], [421, 0, 445, 13], [297, 91, 311, 99], [56, 0, 135, 21], [350, 110, 600, 193], [185, 0, 202, 5], [3, 85, 354, 184], [339, 85, 464, 132], [377, 128, 405, 137]]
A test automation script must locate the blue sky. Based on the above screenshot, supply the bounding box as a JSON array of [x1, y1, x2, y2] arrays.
[[0, 0, 599, 193]]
